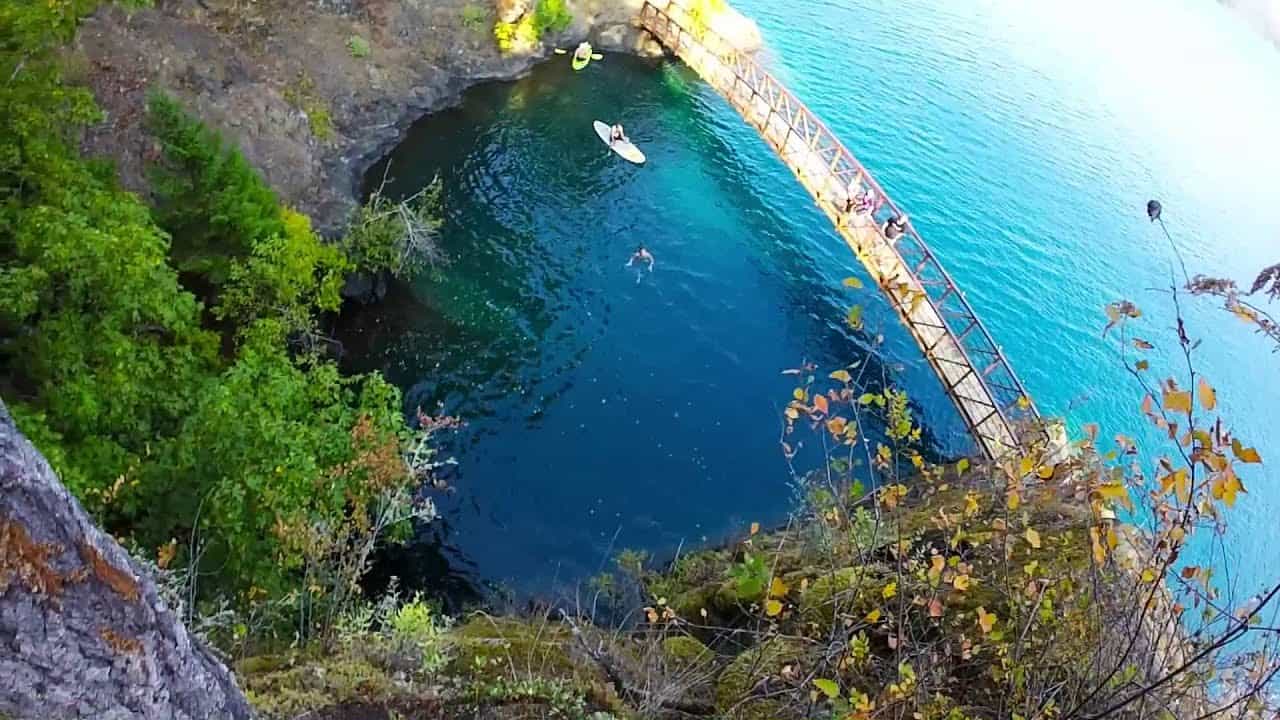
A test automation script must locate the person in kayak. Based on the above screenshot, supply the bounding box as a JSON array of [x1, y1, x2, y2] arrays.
[[573, 41, 592, 63], [610, 123, 629, 145], [628, 244, 655, 271]]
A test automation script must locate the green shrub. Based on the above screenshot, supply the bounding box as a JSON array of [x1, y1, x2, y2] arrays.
[[340, 177, 445, 279], [493, 0, 572, 53], [346, 34, 370, 58], [532, 0, 573, 35], [461, 4, 488, 31], [389, 595, 452, 674]]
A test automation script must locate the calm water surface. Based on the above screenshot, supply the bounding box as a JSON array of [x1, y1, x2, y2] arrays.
[[346, 0, 1280, 600]]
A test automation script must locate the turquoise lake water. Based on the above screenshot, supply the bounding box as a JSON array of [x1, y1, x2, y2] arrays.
[[346, 0, 1280, 600]]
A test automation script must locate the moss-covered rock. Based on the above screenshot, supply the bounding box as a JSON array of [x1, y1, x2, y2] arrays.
[[662, 635, 713, 670], [241, 652, 401, 720], [715, 638, 816, 720], [449, 615, 588, 683], [797, 565, 887, 625]]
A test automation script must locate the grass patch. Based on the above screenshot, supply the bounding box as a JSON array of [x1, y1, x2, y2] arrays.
[[346, 35, 371, 58], [282, 73, 335, 142]]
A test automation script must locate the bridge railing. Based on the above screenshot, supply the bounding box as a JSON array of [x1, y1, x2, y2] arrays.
[[639, 0, 1046, 458]]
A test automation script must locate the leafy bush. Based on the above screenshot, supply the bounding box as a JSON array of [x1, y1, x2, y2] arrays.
[[146, 92, 286, 279], [493, 0, 572, 53], [389, 595, 452, 674], [3, 11, 434, 614], [340, 177, 445, 279], [532, 0, 573, 35], [346, 34, 370, 58]]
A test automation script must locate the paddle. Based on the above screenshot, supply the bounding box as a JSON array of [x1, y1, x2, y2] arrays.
[[554, 48, 604, 60]]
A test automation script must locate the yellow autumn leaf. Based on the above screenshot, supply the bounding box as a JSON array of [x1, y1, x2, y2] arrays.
[[793, 387, 806, 401], [1198, 377, 1216, 411], [829, 369, 852, 383], [1231, 439, 1263, 464], [1096, 482, 1133, 511], [1006, 490, 1021, 511], [1163, 389, 1192, 414], [1017, 395, 1031, 410], [956, 458, 970, 475], [784, 407, 799, 420], [842, 276, 864, 289], [1141, 568, 1157, 583], [976, 606, 997, 634], [952, 574, 971, 591], [1036, 464, 1055, 480], [770, 577, 789, 598], [865, 608, 882, 623], [882, 582, 897, 599], [765, 599, 783, 617], [1024, 527, 1042, 549], [1018, 456, 1034, 477], [1210, 470, 1246, 508], [1089, 527, 1107, 565]]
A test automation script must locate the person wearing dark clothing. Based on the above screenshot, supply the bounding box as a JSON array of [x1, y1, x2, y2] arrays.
[[883, 214, 909, 241]]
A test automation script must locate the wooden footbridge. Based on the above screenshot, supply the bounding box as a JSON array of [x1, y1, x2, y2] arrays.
[[639, 0, 1046, 461]]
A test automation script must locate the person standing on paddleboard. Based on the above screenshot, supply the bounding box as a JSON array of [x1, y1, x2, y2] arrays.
[[573, 41, 592, 62]]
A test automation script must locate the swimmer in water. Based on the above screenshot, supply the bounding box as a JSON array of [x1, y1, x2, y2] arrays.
[[628, 244, 655, 271]]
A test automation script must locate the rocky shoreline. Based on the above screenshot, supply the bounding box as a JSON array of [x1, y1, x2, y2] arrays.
[[75, 0, 667, 236]]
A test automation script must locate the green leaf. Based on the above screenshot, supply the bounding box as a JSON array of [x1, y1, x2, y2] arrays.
[[847, 305, 864, 329], [813, 678, 840, 699]]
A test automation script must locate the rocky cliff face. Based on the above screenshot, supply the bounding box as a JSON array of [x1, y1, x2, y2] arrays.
[[0, 400, 252, 720], [76, 0, 662, 236]]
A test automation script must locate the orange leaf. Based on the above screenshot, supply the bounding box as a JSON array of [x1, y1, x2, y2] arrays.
[[928, 598, 944, 618], [1197, 377, 1216, 412], [1163, 390, 1192, 414], [813, 394, 829, 415]]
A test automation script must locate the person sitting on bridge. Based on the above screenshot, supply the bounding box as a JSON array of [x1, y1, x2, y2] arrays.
[[882, 213, 909, 241], [610, 123, 629, 145]]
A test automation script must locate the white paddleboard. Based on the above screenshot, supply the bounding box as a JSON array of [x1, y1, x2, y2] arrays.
[[594, 120, 645, 164]]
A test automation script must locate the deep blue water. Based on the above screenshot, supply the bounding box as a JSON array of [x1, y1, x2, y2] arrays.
[[347, 0, 1280, 600]]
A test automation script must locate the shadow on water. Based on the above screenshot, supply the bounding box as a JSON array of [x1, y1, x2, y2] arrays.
[[336, 53, 972, 605]]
